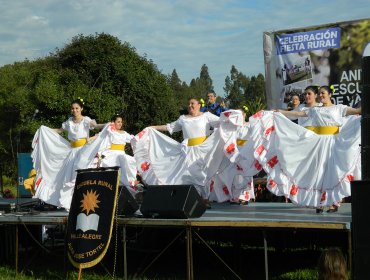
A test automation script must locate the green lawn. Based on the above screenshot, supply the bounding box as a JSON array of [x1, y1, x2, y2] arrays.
[[0, 266, 319, 280], [0, 224, 348, 279]]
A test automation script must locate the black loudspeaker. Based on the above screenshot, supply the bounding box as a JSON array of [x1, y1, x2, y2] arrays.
[[351, 180, 370, 280], [361, 55, 370, 179], [140, 185, 206, 219], [117, 186, 139, 216]]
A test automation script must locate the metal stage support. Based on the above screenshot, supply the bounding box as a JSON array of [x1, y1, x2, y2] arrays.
[[123, 225, 128, 280], [120, 213, 351, 280], [1, 203, 352, 279], [186, 226, 193, 280], [15, 225, 19, 276], [121, 224, 244, 280], [263, 230, 268, 280]]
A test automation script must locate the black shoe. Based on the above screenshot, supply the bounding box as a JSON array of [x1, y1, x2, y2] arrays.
[[316, 208, 324, 214], [239, 200, 249, 206], [203, 199, 212, 209], [327, 206, 338, 213]]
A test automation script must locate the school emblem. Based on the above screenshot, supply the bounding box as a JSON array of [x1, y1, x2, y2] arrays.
[[66, 167, 119, 269]]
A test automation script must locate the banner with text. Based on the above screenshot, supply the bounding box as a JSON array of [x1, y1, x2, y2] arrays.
[[67, 167, 119, 269], [263, 19, 370, 109], [276, 27, 341, 55]]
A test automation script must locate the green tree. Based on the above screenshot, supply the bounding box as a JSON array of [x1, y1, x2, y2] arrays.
[[189, 64, 213, 100], [167, 69, 192, 113], [0, 33, 179, 178], [245, 74, 266, 102], [199, 64, 213, 92], [224, 65, 248, 108], [244, 74, 267, 116], [224, 66, 266, 115], [330, 19, 370, 81], [53, 33, 178, 131], [0, 60, 48, 175]]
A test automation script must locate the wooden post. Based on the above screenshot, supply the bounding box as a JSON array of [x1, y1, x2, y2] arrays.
[[77, 266, 83, 280]]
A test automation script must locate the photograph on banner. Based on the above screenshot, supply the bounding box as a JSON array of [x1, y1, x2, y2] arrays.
[[280, 54, 313, 86], [264, 18, 370, 109]]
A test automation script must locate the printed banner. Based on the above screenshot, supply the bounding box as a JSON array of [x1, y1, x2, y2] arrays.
[[66, 167, 119, 269], [263, 18, 370, 109], [276, 27, 341, 55]]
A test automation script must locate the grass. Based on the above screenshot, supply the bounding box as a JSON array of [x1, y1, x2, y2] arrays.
[[0, 266, 320, 280], [0, 225, 347, 279], [272, 269, 318, 280], [0, 266, 121, 280]]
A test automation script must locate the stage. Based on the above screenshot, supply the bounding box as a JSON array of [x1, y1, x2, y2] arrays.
[[0, 202, 351, 228], [0, 202, 352, 279], [122, 202, 351, 229]]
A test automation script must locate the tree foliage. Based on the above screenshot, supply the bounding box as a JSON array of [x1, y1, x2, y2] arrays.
[[189, 64, 214, 100], [0, 33, 266, 179], [52, 33, 178, 131], [0, 33, 178, 177], [167, 69, 193, 113], [224, 66, 266, 116], [329, 19, 370, 84], [224, 65, 247, 108]]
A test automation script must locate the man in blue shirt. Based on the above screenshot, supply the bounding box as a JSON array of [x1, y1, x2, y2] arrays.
[[200, 90, 228, 116]]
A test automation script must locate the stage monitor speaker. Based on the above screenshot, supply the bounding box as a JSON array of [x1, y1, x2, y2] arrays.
[[0, 198, 40, 213], [140, 185, 206, 219], [351, 180, 370, 280], [117, 186, 139, 216]]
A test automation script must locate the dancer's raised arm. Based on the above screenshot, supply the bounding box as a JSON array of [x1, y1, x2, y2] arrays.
[[276, 109, 307, 118]]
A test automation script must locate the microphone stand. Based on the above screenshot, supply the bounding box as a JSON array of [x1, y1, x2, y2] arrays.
[[16, 134, 21, 213], [0, 165, 3, 197]]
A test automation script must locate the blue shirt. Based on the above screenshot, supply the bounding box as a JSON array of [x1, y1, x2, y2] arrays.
[[200, 102, 228, 117]]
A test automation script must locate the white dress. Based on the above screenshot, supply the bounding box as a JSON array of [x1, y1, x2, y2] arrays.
[[132, 112, 241, 198], [250, 106, 361, 208], [208, 111, 260, 203], [90, 123, 137, 192], [297, 103, 322, 127], [32, 116, 97, 209]]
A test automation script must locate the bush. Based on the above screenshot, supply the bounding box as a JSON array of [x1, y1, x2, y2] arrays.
[[273, 269, 318, 280], [1, 175, 17, 198]]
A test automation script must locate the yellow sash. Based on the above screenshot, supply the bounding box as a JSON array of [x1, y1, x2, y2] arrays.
[[305, 126, 339, 135], [236, 139, 247, 146], [110, 143, 126, 151], [70, 138, 87, 148], [188, 136, 207, 146]]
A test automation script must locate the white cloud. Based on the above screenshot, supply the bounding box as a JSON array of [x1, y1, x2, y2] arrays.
[[0, 0, 369, 96]]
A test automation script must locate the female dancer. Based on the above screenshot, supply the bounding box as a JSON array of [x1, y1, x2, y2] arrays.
[[250, 85, 361, 212], [297, 85, 322, 126], [92, 114, 138, 192], [32, 99, 105, 209], [208, 107, 259, 205], [132, 98, 240, 201]]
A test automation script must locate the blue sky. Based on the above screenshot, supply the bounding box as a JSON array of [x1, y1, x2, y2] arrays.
[[0, 0, 369, 96]]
